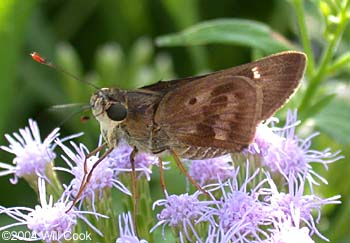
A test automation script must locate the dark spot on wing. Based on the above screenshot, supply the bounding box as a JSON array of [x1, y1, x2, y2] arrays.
[[189, 97, 197, 105]]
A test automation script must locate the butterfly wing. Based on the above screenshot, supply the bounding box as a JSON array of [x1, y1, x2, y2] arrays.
[[154, 75, 262, 150], [152, 51, 306, 151]]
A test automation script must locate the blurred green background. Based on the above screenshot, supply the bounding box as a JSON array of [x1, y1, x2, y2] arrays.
[[0, 0, 349, 242]]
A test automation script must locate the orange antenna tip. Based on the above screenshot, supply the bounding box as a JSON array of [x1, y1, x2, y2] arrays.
[[30, 52, 47, 64]]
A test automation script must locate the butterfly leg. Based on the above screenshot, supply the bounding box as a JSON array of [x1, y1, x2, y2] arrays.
[[130, 147, 139, 235], [158, 157, 167, 197], [66, 145, 113, 212], [83, 142, 107, 174], [170, 149, 208, 195]]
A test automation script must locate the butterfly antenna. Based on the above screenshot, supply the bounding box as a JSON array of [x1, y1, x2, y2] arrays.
[[49, 104, 92, 127], [30, 52, 100, 91]]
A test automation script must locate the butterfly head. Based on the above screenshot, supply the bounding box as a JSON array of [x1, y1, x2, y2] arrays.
[[90, 88, 128, 125]]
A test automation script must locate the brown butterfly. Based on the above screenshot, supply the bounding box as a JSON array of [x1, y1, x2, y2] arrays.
[[91, 51, 306, 161]]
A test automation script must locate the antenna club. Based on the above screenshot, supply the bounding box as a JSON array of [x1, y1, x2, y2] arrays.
[[30, 52, 47, 64]]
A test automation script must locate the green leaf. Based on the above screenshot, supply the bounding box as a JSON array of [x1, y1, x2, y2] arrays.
[[156, 19, 292, 54], [314, 97, 350, 145]]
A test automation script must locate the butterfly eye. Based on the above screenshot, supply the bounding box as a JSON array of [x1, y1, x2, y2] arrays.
[[106, 103, 127, 121]]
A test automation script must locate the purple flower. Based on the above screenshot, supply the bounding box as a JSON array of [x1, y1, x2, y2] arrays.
[[116, 212, 148, 243], [266, 209, 315, 243], [107, 140, 162, 181], [266, 174, 341, 241], [0, 119, 59, 183], [247, 110, 343, 189], [0, 178, 106, 242], [187, 154, 234, 186], [209, 166, 273, 242], [151, 191, 215, 243], [55, 140, 130, 207]]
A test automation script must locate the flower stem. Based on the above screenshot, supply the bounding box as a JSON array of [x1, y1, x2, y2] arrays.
[[98, 189, 118, 242], [138, 177, 154, 242], [120, 173, 154, 242], [46, 163, 64, 200]]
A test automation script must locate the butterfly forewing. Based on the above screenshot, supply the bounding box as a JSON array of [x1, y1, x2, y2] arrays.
[[155, 75, 262, 150], [152, 51, 306, 152]]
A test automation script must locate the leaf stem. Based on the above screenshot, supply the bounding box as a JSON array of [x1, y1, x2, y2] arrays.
[[299, 0, 350, 118], [292, 0, 316, 76], [326, 52, 350, 75]]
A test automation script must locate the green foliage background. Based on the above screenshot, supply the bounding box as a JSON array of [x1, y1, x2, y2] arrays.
[[0, 0, 349, 242]]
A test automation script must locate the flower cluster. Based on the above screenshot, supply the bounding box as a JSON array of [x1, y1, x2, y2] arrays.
[[0, 178, 106, 242], [0, 119, 157, 242], [246, 110, 343, 190], [151, 190, 216, 242], [152, 166, 340, 243], [0, 111, 343, 242], [55, 140, 131, 208], [187, 154, 234, 186], [150, 111, 342, 242], [0, 119, 59, 184]]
